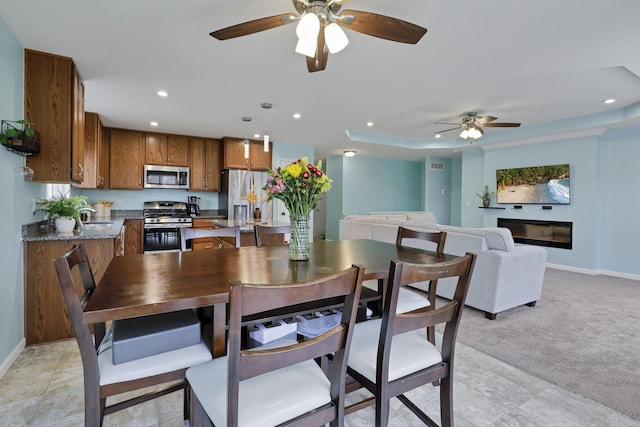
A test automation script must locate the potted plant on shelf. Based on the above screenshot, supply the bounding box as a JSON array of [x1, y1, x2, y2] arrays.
[[0, 119, 40, 155], [477, 185, 495, 208], [35, 194, 90, 232]]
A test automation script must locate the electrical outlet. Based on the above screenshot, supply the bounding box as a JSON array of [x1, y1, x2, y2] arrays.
[[115, 199, 121, 206], [32, 198, 38, 212]]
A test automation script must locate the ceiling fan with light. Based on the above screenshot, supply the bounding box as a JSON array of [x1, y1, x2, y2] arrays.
[[434, 112, 521, 141], [210, 0, 428, 73]]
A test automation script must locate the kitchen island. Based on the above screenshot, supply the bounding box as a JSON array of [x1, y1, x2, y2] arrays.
[[209, 218, 291, 247], [22, 218, 126, 345]]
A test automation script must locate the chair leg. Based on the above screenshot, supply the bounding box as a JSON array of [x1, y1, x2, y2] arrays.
[[484, 311, 497, 320], [375, 389, 390, 427], [189, 387, 211, 427], [439, 376, 454, 427]]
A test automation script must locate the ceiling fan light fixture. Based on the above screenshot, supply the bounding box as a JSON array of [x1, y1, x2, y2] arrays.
[[324, 22, 349, 54], [295, 37, 317, 57], [296, 12, 320, 40], [344, 150, 356, 157]]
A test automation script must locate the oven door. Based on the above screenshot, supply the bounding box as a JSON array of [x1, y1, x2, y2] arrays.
[[143, 226, 183, 253]]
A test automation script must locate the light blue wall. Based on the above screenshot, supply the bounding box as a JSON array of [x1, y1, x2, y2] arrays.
[[424, 156, 452, 224], [460, 148, 485, 227], [76, 188, 221, 210], [450, 158, 462, 226], [325, 155, 423, 240], [480, 137, 599, 270], [0, 19, 44, 366]]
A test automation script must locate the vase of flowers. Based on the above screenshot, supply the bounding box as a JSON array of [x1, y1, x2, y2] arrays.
[[263, 157, 332, 260]]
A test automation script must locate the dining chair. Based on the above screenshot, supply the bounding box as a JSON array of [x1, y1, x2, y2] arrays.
[[395, 227, 447, 344], [253, 224, 291, 246], [53, 243, 212, 426], [180, 226, 241, 251], [346, 253, 476, 427], [186, 264, 365, 427]]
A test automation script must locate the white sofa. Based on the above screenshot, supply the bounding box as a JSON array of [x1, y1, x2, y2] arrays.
[[339, 212, 548, 319]]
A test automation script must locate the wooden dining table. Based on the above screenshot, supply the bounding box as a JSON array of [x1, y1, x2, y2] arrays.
[[84, 239, 449, 357]]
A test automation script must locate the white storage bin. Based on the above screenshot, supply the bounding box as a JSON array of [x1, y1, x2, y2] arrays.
[[249, 319, 298, 345]]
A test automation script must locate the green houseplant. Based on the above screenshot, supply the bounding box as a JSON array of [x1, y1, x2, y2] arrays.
[[477, 185, 495, 207], [0, 119, 39, 155], [35, 194, 89, 232]]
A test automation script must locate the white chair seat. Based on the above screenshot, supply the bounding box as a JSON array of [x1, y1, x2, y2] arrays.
[[186, 354, 331, 427], [348, 318, 442, 383], [98, 335, 211, 386], [364, 280, 431, 314]]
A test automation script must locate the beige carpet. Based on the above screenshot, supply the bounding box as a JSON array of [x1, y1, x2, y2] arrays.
[[450, 268, 640, 421]]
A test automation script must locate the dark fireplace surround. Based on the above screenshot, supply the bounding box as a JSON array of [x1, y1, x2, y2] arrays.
[[497, 218, 572, 249]]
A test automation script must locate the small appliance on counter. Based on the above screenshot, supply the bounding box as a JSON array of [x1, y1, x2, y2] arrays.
[[187, 196, 201, 217]]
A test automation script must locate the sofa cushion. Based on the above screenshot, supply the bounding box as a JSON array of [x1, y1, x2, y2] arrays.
[[477, 227, 515, 252], [402, 221, 440, 231]]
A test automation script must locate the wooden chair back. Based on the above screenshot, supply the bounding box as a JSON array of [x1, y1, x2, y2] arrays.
[[180, 226, 241, 251], [54, 243, 205, 426], [226, 264, 365, 426], [396, 226, 447, 255], [254, 224, 291, 246]]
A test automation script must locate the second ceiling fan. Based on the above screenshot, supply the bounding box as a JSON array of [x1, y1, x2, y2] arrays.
[[435, 112, 521, 141], [210, 0, 428, 72]]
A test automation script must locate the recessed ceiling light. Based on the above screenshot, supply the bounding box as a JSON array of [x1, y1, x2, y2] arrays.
[[254, 133, 261, 139], [435, 134, 441, 139], [603, 98, 616, 104], [366, 121, 374, 127], [150, 121, 158, 127], [293, 113, 301, 119], [157, 90, 168, 97]]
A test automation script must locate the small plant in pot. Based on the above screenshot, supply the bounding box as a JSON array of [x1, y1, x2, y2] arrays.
[[35, 194, 89, 232], [477, 185, 495, 207], [0, 119, 39, 155]]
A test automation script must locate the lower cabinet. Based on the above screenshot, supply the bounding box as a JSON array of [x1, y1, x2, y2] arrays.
[[24, 239, 115, 345], [124, 219, 143, 255]]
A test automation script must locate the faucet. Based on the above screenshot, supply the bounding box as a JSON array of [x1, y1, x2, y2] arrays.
[[77, 206, 97, 227]]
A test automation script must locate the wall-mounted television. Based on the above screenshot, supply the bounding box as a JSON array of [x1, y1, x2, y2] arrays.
[[496, 163, 570, 205]]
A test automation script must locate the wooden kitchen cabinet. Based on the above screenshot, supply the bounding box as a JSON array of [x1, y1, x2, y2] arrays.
[[189, 137, 222, 191], [123, 219, 143, 255], [75, 112, 106, 189], [25, 49, 85, 183], [145, 133, 189, 166], [109, 128, 144, 189], [223, 137, 272, 170], [24, 239, 114, 344]]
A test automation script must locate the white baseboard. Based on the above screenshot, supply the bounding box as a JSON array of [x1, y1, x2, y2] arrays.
[[547, 263, 640, 281], [0, 338, 25, 380]]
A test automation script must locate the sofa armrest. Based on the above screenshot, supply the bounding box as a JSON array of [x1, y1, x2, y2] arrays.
[[339, 220, 373, 240]]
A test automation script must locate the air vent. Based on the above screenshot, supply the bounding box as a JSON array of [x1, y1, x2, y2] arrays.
[[430, 162, 444, 170]]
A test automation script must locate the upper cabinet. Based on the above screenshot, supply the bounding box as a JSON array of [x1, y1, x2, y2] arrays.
[[25, 49, 85, 183], [223, 137, 272, 171], [109, 128, 144, 190], [190, 137, 222, 191], [145, 133, 189, 166], [75, 112, 107, 189]]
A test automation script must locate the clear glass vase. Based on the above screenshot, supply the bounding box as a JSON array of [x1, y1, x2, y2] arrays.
[[289, 215, 310, 261]]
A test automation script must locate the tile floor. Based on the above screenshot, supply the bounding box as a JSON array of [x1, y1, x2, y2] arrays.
[[1, 338, 638, 427]]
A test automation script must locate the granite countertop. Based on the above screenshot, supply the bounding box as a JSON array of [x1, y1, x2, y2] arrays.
[[23, 218, 125, 242], [211, 219, 290, 232], [193, 210, 227, 219]]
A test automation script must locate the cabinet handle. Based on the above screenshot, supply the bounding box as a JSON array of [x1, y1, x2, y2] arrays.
[[78, 163, 84, 176]]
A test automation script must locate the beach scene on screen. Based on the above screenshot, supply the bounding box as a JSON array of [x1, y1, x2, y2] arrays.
[[496, 164, 570, 205]]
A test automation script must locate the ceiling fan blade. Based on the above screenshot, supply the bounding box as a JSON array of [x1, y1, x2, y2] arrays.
[[482, 122, 521, 128], [307, 28, 328, 72], [474, 115, 497, 126], [435, 126, 462, 134], [338, 10, 427, 44], [210, 14, 297, 40]]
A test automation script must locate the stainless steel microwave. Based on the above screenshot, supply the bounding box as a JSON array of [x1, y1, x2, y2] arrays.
[[143, 165, 189, 190]]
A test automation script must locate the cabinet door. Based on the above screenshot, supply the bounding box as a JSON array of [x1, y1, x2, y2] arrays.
[[25, 50, 74, 182], [145, 132, 167, 165], [71, 65, 85, 182], [110, 129, 144, 189], [167, 135, 189, 166], [205, 138, 222, 191], [124, 219, 143, 255], [75, 111, 98, 189], [189, 137, 207, 191], [99, 126, 109, 189], [223, 137, 249, 169], [250, 140, 272, 171]]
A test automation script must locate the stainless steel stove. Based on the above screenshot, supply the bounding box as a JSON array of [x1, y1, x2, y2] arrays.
[[143, 201, 193, 253]]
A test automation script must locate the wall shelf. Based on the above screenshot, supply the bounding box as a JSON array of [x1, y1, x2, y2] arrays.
[[478, 206, 506, 209]]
